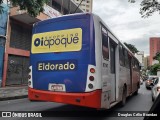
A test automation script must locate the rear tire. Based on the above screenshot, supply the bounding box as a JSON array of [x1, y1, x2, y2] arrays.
[[134, 84, 139, 95], [120, 86, 127, 107], [134, 89, 138, 95], [152, 96, 154, 102]]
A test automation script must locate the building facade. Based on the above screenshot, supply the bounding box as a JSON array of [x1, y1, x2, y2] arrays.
[[1, 0, 83, 87], [135, 51, 144, 69], [73, 0, 93, 12], [0, 2, 9, 87], [144, 56, 150, 69], [149, 37, 160, 65]]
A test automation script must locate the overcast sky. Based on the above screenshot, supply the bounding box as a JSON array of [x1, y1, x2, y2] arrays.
[[93, 0, 160, 55]]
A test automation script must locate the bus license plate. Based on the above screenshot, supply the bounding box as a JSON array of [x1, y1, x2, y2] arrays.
[[48, 84, 66, 92]]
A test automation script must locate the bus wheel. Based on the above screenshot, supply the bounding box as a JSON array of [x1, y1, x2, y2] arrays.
[[152, 96, 154, 102], [121, 86, 127, 107], [134, 84, 139, 95], [134, 89, 138, 95]]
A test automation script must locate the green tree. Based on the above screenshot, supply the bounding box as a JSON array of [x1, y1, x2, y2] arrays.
[[150, 64, 160, 75], [153, 52, 160, 63], [129, 0, 160, 18], [149, 52, 160, 75], [124, 42, 139, 54], [0, 0, 49, 17]]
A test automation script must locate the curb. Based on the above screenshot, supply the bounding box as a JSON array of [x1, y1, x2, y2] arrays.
[[0, 95, 28, 101]]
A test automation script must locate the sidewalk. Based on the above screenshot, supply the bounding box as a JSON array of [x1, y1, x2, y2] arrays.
[[0, 86, 28, 101]]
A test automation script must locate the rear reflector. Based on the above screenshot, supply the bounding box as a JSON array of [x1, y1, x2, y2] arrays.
[[88, 84, 93, 89]]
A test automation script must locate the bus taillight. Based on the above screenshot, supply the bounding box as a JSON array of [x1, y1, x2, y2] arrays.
[[89, 76, 94, 81], [88, 83, 94, 89], [28, 81, 31, 86], [28, 75, 31, 79], [90, 68, 95, 73], [29, 68, 31, 73]]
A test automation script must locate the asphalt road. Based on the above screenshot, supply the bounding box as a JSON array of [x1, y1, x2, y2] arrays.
[[0, 82, 154, 120]]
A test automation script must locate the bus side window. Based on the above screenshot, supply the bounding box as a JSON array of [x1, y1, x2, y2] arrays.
[[133, 59, 136, 69], [124, 50, 129, 68], [102, 26, 109, 60], [119, 45, 125, 66], [135, 60, 140, 71], [132, 59, 135, 69]]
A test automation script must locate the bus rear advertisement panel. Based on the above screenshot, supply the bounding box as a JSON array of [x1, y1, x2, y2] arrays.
[[29, 14, 96, 97], [31, 28, 82, 53]]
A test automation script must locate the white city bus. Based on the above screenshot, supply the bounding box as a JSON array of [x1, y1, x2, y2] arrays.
[[28, 13, 140, 109]]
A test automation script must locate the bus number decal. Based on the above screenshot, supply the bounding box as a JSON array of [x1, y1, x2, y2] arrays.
[[31, 28, 82, 53]]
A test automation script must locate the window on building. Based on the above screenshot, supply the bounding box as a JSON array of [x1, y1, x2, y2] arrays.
[[10, 21, 32, 51], [87, 1, 90, 3], [86, 5, 89, 8], [86, 9, 89, 12]]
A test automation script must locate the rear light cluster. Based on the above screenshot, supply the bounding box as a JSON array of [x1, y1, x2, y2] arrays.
[[28, 66, 33, 88], [88, 68, 95, 89], [157, 87, 160, 92]]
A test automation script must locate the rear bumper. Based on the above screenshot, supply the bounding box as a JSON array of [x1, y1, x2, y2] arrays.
[[28, 87, 101, 109]]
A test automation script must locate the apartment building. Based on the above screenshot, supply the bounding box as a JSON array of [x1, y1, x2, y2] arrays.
[[73, 0, 93, 12], [1, 0, 83, 87], [149, 37, 160, 65]]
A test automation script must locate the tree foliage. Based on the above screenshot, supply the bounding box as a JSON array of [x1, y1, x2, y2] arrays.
[[0, 0, 49, 17], [149, 52, 160, 75], [150, 64, 160, 75], [129, 0, 160, 18], [0, 0, 3, 13], [124, 42, 139, 54], [153, 52, 160, 63]]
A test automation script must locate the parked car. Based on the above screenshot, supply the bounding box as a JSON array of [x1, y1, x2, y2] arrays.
[[151, 77, 160, 102], [144, 76, 148, 81], [145, 76, 158, 89]]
